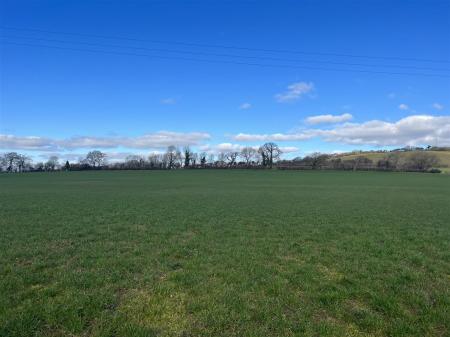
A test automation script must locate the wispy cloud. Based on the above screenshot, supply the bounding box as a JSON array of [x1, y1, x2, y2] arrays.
[[306, 113, 353, 125], [239, 103, 252, 110], [161, 98, 177, 105], [432, 103, 444, 110], [398, 103, 409, 110], [275, 82, 314, 102]]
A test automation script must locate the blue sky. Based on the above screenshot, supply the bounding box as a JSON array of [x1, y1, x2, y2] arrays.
[[1, 0, 449, 162]]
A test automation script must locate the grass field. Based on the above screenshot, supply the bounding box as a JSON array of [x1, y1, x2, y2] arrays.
[[1, 170, 449, 337]]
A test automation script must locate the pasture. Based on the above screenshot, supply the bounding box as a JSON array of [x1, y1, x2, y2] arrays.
[[0, 170, 449, 337]]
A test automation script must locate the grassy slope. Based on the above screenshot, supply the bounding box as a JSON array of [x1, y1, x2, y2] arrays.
[[0, 170, 449, 337], [336, 150, 450, 169]]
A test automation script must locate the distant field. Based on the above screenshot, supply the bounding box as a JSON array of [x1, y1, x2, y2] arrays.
[[337, 150, 450, 169], [1, 170, 449, 337]]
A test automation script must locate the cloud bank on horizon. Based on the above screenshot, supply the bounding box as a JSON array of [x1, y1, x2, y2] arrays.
[[2, 114, 450, 161], [0, 131, 211, 152], [233, 115, 450, 147]]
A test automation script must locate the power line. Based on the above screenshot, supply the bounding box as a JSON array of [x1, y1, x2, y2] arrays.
[[1, 25, 449, 64], [3, 40, 450, 78], [2, 34, 449, 73]]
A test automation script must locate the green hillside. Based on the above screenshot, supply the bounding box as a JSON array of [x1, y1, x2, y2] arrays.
[[336, 150, 450, 171]]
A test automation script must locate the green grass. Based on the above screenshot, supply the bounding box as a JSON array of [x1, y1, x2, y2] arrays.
[[440, 167, 450, 174], [1, 170, 449, 337]]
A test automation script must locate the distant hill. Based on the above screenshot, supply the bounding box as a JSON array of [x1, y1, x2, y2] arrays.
[[335, 150, 450, 172]]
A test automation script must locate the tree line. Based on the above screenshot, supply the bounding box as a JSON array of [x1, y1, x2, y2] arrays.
[[0, 143, 282, 172], [1, 144, 445, 173]]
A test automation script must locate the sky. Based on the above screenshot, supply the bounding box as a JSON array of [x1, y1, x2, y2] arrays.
[[1, 0, 449, 162]]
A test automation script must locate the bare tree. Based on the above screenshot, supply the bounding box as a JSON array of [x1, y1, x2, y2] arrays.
[[16, 154, 31, 172], [191, 152, 198, 166], [165, 146, 180, 169], [259, 143, 282, 168], [176, 149, 183, 167], [45, 156, 59, 171], [240, 147, 257, 166], [345, 156, 373, 171], [34, 162, 45, 171], [405, 152, 439, 171], [125, 155, 145, 169], [377, 153, 400, 170], [1, 152, 20, 172], [148, 153, 163, 168], [225, 151, 239, 166], [217, 152, 227, 167], [85, 151, 106, 168], [207, 153, 215, 165], [304, 152, 330, 169]]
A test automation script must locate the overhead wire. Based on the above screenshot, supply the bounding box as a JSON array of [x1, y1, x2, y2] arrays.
[[1, 34, 449, 73], [2, 26, 449, 64], [3, 40, 450, 78]]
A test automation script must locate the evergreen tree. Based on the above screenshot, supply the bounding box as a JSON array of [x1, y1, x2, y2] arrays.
[[184, 147, 191, 167]]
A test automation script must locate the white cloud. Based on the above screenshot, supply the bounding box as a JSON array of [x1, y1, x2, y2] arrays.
[[161, 98, 176, 105], [199, 143, 244, 153], [275, 82, 314, 102], [122, 131, 210, 149], [216, 143, 243, 152], [233, 132, 314, 142], [239, 103, 252, 110], [5, 116, 450, 157], [199, 143, 299, 155], [432, 103, 444, 110], [322, 115, 450, 146], [399, 103, 409, 110], [38, 153, 81, 161], [279, 146, 299, 153], [232, 115, 450, 147], [0, 131, 211, 151], [306, 113, 353, 125], [0, 135, 57, 151]]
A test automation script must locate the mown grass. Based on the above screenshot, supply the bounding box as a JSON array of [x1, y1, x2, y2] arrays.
[[0, 170, 449, 337]]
